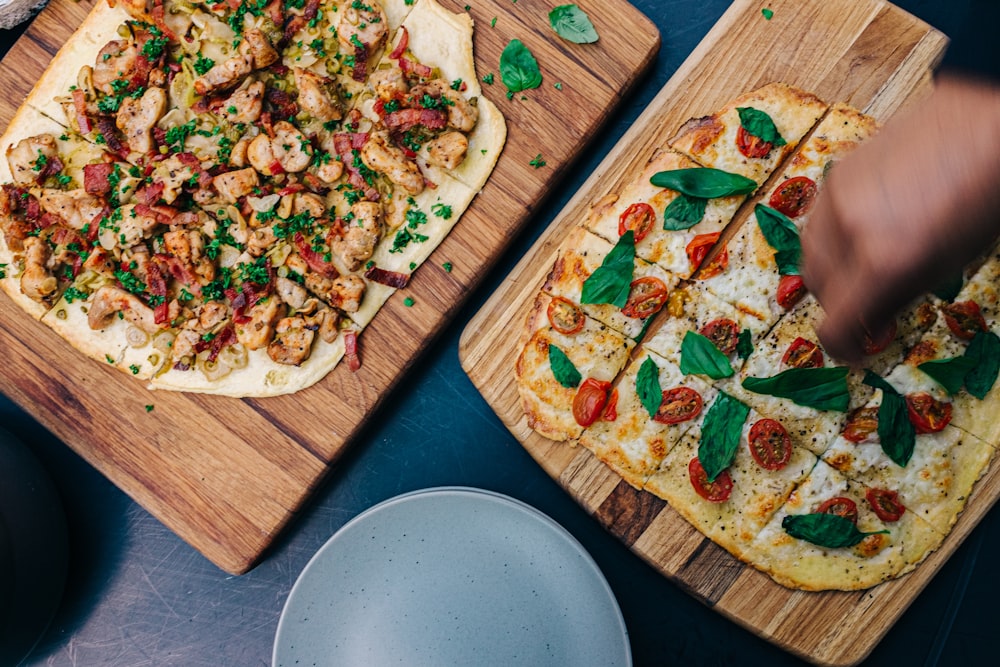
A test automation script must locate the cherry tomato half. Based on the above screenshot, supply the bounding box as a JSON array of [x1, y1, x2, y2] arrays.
[[782, 336, 823, 369], [942, 300, 987, 340], [547, 296, 585, 335], [736, 125, 773, 159], [748, 418, 792, 471], [768, 176, 818, 219], [688, 457, 733, 503], [686, 232, 728, 278], [618, 202, 656, 244], [776, 274, 807, 310], [653, 386, 704, 425], [842, 406, 879, 443], [572, 378, 612, 427], [622, 276, 669, 319], [603, 388, 619, 422], [866, 488, 905, 522], [905, 392, 952, 434], [862, 318, 897, 356], [699, 318, 741, 355], [817, 496, 858, 524]]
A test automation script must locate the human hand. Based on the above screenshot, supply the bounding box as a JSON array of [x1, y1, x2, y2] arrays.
[[801, 75, 1000, 363]]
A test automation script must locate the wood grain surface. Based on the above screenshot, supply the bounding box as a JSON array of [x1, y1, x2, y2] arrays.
[[0, 0, 659, 574], [458, 1, 963, 665]]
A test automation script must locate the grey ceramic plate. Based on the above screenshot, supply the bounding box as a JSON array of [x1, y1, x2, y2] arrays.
[[273, 487, 631, 666]]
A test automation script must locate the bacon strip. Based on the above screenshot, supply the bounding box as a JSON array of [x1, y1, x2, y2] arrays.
[[383, 108, 447, 134], [363, 265, 410, 288], [84, 163, 114, 196]]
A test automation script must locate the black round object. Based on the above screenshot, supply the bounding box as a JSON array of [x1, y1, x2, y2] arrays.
[[0, 426, 69, 665]]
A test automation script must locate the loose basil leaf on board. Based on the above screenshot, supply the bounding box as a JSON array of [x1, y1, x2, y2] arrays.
[[755, 204, 801, 275], [736, 329, 754, 360], [965, 330, 1000, 399], [548, 4, 599, 44], [680, 331, 734, 379], [548, 343, 581, 388], [499, 39, 542, 94], [636, 356, 663, 418], [698, 392, 750, 482], [917, 356, 977, 395], [782, 513, 888, 549], [742, 367, 850, 411], [662, 193, 707, 230], [581, 230, 635, 307], [862, 370, 915, 467], [649, 168, 757, 199], [737, 107, 787, 147]]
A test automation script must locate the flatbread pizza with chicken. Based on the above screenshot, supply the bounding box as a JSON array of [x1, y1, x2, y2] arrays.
[[0, 0, 505, 396]]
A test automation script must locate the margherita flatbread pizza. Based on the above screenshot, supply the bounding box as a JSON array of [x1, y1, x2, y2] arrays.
[[0, 0, 505, 396], [515, 83, 1000, 591]]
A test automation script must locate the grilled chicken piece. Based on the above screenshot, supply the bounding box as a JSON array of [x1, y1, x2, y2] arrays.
[[86, 284, 158, 333], [6, 134, 58, 187], [267, 316, 315, 365]]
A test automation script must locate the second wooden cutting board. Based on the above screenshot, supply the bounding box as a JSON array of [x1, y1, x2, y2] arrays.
[[459, 1, 965, 666]]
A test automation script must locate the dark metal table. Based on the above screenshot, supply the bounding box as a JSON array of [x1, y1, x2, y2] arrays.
[[3, 1, 998, 665]]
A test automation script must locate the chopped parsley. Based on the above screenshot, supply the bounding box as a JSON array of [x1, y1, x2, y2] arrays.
[[482, 72, 494, 85], [529, 153, 547, 168], [403, 296, 415, 307], [145, 404, 155, 412], [164, 120, 198, 152], [130, 364, 140, 375], [194, 54, 216, 75], [442, 261, 453, 272], [431, 202, 452, 219], [62, 286, 88, 303], [762, 7, 774, 20]]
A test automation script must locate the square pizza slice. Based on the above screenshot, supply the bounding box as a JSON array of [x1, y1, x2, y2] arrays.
[[515, 291, 635, 442], [745, 459, 945, 591], [578, 347, 716, 490]]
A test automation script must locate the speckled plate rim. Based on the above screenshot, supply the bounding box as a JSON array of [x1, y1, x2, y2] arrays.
[[272, 486, 631, 666]]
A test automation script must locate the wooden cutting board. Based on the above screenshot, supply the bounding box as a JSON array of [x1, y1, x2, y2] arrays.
[[459, 1, 964, 666], [0, 0, 659, 574]]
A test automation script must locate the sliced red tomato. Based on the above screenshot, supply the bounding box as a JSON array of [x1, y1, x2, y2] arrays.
[[782, 336, 823, 369], [776, 274, 807, 310], [842, 406, 879, 443], [862, 318, 897, 355], [905, 392, 952, 434], [768, 176, 817, 219], [699, 318, 740, 355], [817, 496, 858, 524], [736, 125, 773, 159], [748, 418, 792, 470], [622, 276, 669, 319], [618, 202, 656, 243], [547, 296, 585, 335], [602, 388, 619, 422], [942, 300, 987, 340], [653, 386, 703, 424], [573, 378, 612, 427], [686, 233, 718, 270], [866, 488, 905, 522], [688, 457, 733, 503]]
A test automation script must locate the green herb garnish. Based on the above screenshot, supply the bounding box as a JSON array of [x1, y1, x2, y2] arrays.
[[755, 203, 801, 275], [548, 4, 598, 44], [549, 343, 582, 388], [679, 330, 734, 379], [499, 39, 542, 95], [737, 107, 786, 148], [698, 392, 750, 481], [636, 356, 662, 418], [782, 513, 888, 548], [662, 193, 707, 231], [743, 366, 850, 411], [650, 168, 757, 199], [580, 230, 635, 307]]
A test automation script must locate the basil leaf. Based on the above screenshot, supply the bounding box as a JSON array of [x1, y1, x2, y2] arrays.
[[499, 39, 542, 93], [548, 4, 599, 44], [680, 330, 734, 379], [548, 343, 581, 388], [662, 194, 707, 230], [931, 272, 964, 301], [580, 230, 635, 307], [636, 356, 662, 418], [863, 371, 915, 467], [736, 329, 753, 360], [918, 356, 977, 395], [782, 513, 888, 549], [742, 367, 850, 411], [755, 204, 801, 275], [650, 168, 757, 199], [698, 392, 750, 481], [737, 107, 787, 147], [965, 330, 1000, 399]]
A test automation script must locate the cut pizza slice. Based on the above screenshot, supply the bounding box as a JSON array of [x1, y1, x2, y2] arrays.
[[745, 459, 944, 591], [643, 396, 818, 562], [583, 148, 747, 278], [669, 82, 827, 187], [640, 279, 769, 375], [578, 347, 716, 490], [541, 226, 679, 340], [515, 291, 635, 442]]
